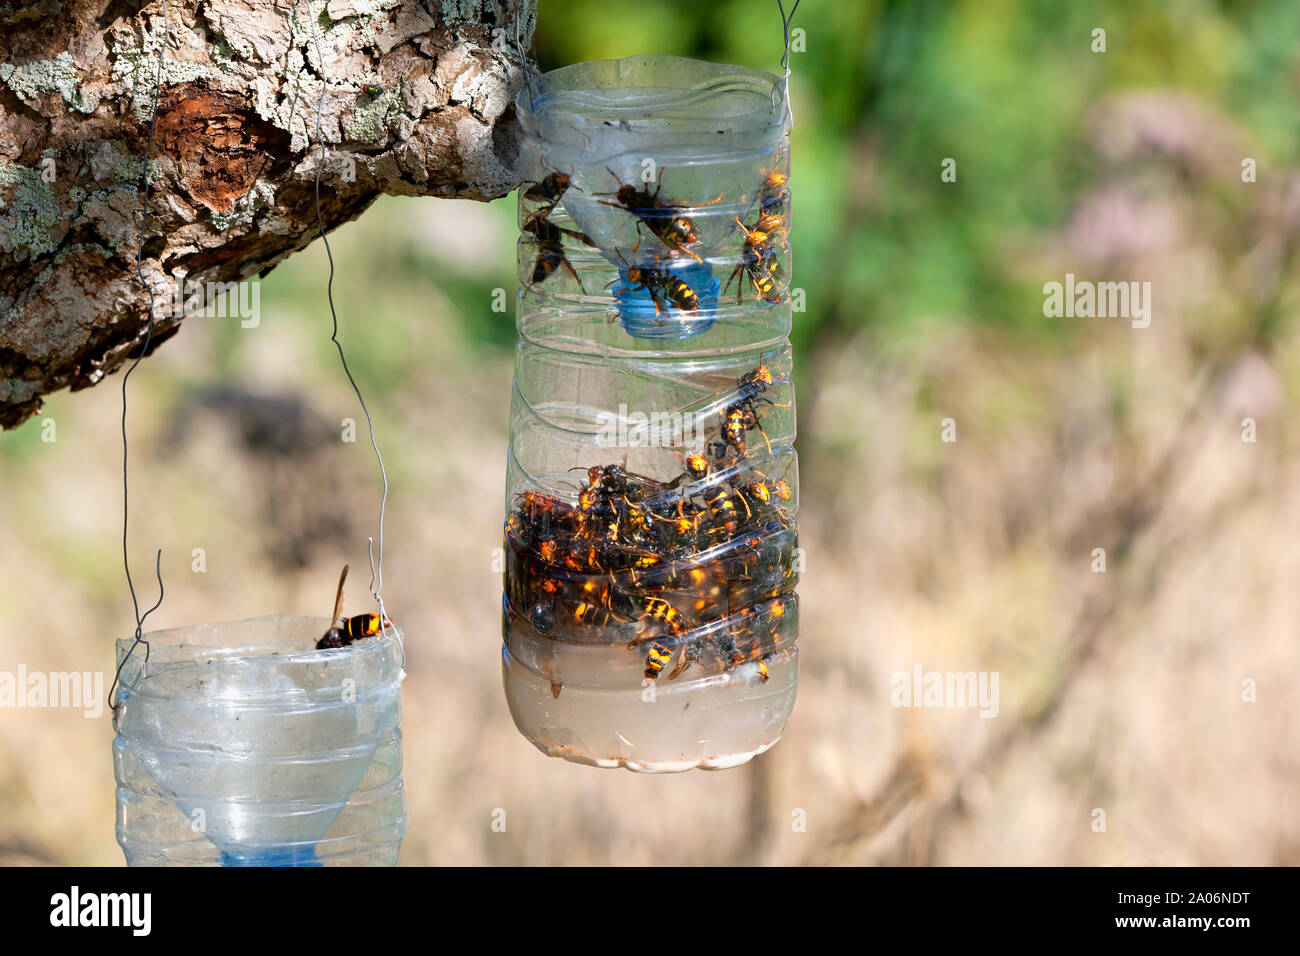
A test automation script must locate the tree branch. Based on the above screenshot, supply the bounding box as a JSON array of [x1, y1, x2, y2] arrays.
[[0, 0, 534, 427]]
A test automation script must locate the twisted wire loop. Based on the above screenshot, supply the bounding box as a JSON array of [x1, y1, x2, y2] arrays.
[[778, 0, 801, 73], [109, 0, 171, 716], [510, 0, 538, 105], [773, 0, 801, 108], [306, 7, 403, 668]]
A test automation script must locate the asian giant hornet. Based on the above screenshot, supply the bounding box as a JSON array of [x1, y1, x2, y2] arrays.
[[516, 489, 575, 536], [757, 169, 790, 217], [735, 360, 778, 405], [588, 462, 673, 501], [522, 211, 592, 292], [598, 168, 722, 261], [701, 483, 752, 538], [316, 565, 396, 650], [643, 641, 674, 680], [626, 595, 689, 648], [608, 250, 701, 315], [317, 565, 351, 649], [569, 461, 671, 544], [708, 402, 766, 459], [651, 499, 707, 551], [735, 466, 794, 512], [573, 598, 626, 629], [521, 167, 577, 213], [725, 217, 787, 304], [661, 449, 711, 488], [728, 595, 797, 681], [707, 360, 791, 460], [732, 359, 792, 429], [571, 579, 644, 632], [344, 610, 395, 641]]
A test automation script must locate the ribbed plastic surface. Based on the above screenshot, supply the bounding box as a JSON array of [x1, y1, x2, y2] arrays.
[[113, 616, 406, 866], [502, 55, 800, 772]]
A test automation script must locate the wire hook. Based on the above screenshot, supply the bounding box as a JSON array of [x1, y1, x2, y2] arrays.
[[108, 550, 164, 715], [308, 6, 404, 669], [772, 0, 801, 109], [111, 0, 170, 716], [778, 0, 801, 73], [510, 0, 538, 107]]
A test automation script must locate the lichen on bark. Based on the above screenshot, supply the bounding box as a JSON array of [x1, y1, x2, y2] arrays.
[[0, 0, 534, 428]]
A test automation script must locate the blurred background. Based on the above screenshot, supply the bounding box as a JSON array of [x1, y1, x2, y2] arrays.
[[3, 0, 1300, 865]]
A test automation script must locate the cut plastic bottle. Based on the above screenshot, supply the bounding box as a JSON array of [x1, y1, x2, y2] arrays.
[[113, 616, 407, 866], [502, 55, 801, 772]]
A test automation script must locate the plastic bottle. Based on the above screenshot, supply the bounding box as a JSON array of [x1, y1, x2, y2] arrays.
[[113, 615, 407, 865], [501, 55, 800, 772]]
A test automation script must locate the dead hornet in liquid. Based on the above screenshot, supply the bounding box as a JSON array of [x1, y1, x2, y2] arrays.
[[316, 565, 396, 650], [643, 641, 674, 680], [598, 167, 723, 261], [731, 596, 796, 681], [666, 641, 703, 681], [628, 596, 692, 679], [515, 489, 574, 542], [573, 600, 625, 629]]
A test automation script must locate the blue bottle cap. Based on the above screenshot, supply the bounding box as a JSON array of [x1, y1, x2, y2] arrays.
[[611, 259, 720, 340], [220, 844, 322, 867]]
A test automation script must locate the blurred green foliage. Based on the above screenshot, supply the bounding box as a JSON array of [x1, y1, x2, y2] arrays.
[[533, 0, 1300, 357]]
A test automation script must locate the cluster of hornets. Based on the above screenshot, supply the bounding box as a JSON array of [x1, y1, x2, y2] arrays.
[[506, 163, 799, 692], [520, 161, 791, 309]]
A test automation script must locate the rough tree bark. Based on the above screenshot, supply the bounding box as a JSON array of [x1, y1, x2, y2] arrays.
[[0, 0, 534, 428]]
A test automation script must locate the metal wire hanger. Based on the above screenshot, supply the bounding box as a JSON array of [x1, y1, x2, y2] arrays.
[[109, 0, 170, 716], [511, 0, 539, 104], [773, 0, 801, 108], [307, 8, 403, 667]]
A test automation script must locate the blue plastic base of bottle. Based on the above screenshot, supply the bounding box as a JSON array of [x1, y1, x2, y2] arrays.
[[220, 845, 322, 867], [612, 260, 720, 340]]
